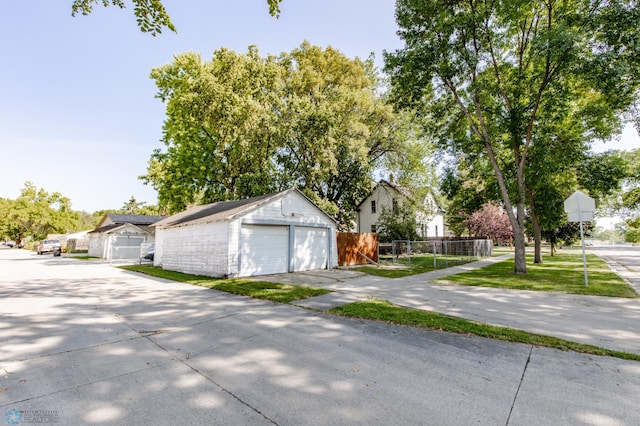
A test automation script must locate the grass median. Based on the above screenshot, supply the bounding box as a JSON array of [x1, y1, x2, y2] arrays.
[[119, 265, 330, 303], [435, 252, 638, 298], [330, 299, 640, 361], [355, 256, 475, 278]]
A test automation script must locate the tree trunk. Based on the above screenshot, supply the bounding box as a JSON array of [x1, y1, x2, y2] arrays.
[[527, 190, 543, 264]]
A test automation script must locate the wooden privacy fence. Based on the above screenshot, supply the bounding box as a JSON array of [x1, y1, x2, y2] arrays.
[[337, 232, 379, 266]]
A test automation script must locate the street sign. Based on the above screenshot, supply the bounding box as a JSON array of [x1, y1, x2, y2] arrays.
[[563, 190, 595, 288], [564, 190, 595, 222]]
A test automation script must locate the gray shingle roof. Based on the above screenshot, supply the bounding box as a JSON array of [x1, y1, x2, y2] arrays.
[[107, 214, 165, 225], [152, 192, 282, 228]]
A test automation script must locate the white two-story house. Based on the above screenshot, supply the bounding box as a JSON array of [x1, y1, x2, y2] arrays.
[[355, 180, 446, 238]]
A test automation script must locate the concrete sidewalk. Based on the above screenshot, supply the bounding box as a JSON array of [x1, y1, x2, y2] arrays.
[[270, 250, 640, 355]]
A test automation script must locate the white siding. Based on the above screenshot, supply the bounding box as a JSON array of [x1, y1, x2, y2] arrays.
[[242, 192, 332, 226], [357, 183, 445, 238], [157, 190, 339, 278], [156, 222, 230, 277], [88, 225, 153, 260]]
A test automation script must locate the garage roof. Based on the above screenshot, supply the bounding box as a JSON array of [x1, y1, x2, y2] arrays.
[[153, 188, 336, 229]]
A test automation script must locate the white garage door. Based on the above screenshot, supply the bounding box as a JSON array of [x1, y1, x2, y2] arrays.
[[239, 225, 289, 277], [293, 227, 328, 272]]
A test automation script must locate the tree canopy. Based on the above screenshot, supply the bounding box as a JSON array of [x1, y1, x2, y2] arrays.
[[0, 183, 81, 244], [143, 42, 413, 227], [385, 0, 640, 273], [71, 0, 284, 35]]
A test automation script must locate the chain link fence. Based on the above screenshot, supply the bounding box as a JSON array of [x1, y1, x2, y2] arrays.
[[390, 239, 493, 267]]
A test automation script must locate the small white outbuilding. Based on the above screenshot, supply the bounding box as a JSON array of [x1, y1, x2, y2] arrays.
[[152, 188, 338, 277]]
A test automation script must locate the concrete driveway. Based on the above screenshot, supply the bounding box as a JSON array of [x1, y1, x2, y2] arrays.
[[1, 248, 640, 425]]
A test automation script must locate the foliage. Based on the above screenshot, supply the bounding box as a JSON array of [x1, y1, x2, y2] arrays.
[[144, 42, 406, 227], [90, 197, 163, 227], [385, 0, 640, 274], [540, 221, 594, 254], [374, 204, 419, 243], [71, 0, 283, 35], [120, 265, 330, 303], [440, 156, 501, 236], [436, 253, 637, 298], [626, 227, 640, 243], [578, 152, 629, 204], [465, 203, 513, 245], [0, 182, 81, 243], [620, 149, 640, 212], [120, 196, 163, 215], [330, 299, 640, 361]]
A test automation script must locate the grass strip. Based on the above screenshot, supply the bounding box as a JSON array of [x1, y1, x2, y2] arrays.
[[356, 256, 473, 278], [435, 253, 637, 298], [119, 264, 330, 303], [330, 299, 640, 361]]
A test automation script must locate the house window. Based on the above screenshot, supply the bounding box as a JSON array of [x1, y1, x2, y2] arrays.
[[371, 224, 377, 233], [392, 198, 398, 212], [371, 200, 376, 214]]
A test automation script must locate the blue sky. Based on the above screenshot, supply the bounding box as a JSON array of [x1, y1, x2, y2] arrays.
[[1, 1, 637, 213]]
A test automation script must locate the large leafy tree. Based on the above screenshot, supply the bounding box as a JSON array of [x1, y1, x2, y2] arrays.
[[144, 43, 402, 226], [71, 0, 284, 35], [385, 0, 640, 273], [0, 182, 81, 244]]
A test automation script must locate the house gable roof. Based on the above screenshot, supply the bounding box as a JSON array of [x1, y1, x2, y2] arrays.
[[88, 223, 153, 235], [154, 188, 337, 229], [95, 213, 165, 229]]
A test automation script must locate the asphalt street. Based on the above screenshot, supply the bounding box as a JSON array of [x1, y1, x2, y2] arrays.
[[1, 247, 640, 425]]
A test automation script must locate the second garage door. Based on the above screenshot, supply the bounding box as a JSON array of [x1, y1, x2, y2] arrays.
[[239, 225, 289, 277], [293, 226, 328, 272]]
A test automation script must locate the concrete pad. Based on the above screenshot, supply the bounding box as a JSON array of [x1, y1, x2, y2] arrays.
[[291, 292, 366, 310], [510, 347, 640, 424], [4, 360, 273, 425], [183, 315, 530, 425]]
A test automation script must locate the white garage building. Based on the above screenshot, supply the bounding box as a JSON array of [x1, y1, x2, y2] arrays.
[[152, 188, 338, 277]]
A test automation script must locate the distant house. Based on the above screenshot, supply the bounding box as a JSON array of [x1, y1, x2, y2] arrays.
[[88, 214, 165, 260], [152, 188, 338, 278], [355, 180, 446, 238]]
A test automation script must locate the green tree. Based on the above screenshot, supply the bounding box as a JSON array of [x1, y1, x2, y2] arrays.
[[385, 0, 640, 273], [0, 182, 81, 244], [375, 204, 420, 243], [144, 42, 403, 227], [71, 0, 283, 35]]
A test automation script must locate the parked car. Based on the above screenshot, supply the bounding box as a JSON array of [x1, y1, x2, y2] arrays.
[[143, 244, 155, 261], [37, 239, 61, 255], [4, 240, 16, 248]]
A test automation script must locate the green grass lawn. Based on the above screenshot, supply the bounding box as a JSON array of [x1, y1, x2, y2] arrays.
[[435, 253, 637, 298], [119, 265, 330, 303], [356, 255, 474, 278], [330, 299, 640, 361]]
